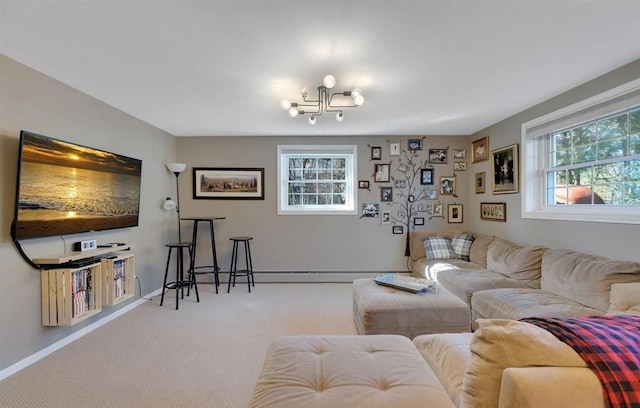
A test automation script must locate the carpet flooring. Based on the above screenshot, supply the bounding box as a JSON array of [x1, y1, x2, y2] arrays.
[[0, 283, 358, 408]]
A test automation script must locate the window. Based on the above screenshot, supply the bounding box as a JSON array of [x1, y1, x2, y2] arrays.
[[277, 145, 357, 215], [522, 78, 640, 224]]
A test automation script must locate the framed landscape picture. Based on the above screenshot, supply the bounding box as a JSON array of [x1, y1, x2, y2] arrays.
[[491, 143, 519, 194], [193, 167, 264, 200], [472, 136, 489, 163]]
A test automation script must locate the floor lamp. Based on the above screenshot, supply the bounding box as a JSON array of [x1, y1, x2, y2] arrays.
[[166, 163, 187, 242]]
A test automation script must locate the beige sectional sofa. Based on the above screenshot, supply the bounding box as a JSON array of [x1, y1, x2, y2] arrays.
[[409, 230, 640, 328], [252, 318, 619, 408]]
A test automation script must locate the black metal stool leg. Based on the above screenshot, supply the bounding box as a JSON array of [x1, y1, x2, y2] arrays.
[[227, 240, 238, 293], [244, 241, 251, 293], [247, 240, 254, 287], [160, 247, 172, 306], [189, 244, 200, 302]]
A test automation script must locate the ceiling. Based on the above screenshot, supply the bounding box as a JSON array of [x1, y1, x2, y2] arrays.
[[2, 1, 640, 137]]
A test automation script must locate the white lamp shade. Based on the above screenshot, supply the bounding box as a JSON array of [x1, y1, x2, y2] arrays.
[[336, 112, 344, 122], [163, 198, 177, 210], [166, 163, 187, 173], [288, 107, 299, 117], [308, 116, 317, 125], [281, 99, 291, 110]]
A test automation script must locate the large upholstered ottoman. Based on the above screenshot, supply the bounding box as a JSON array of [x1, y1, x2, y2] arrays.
[[353, 278, 471, 338], [250, 335, 455, 408]]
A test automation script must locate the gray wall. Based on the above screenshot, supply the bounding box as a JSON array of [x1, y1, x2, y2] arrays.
[[177, 135, 470, 274], [0, 55, 177, 371], [466, 59, 640, 262]]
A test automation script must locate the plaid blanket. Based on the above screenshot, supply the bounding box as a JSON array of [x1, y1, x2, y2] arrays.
[[523, 315, 640, 408]]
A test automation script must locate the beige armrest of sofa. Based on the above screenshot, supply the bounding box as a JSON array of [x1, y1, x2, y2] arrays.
[[498, 367, 605, 408]]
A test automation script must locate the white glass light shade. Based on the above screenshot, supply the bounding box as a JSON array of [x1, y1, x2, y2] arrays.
[[323, 75, 336, 89], [288, 107, 299, 117], [353, 94, 365, 106], [301, 88, 308, 98], [281, 99, 291, 110], [351, 88, 362, 97], [166, 163, 187, 173], [336, 112, 344, 122], [163, 197, 177, 210], [308, 116, 317, 125]]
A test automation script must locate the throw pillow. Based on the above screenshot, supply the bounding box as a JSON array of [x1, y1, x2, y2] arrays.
[[423, 237, 456, 260], [451, 233, 474, 261]]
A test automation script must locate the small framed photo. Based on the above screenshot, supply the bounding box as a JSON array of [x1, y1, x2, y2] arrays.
[[381, 211, 391, 224], [408, 139, 423, 150], [417, 203, 425, 211], [380, 186, 393, 202], [475, 172, 486, 194], [362, 203, 380, 218], [492, 143, 519, 194], [394, 179, 406, 188], [389, 142, 401, 156], [420, 168, 434, 185], [414, 217, 425, 226], [440, 176, 456, 195], [480, 202, 506, 222], [448, 204, 463, 223], [453, 161, 467, 171], [433, 202, 444, 217], [392, 225, 404, 234], [425, 188, 438, 200], [472, 136, 489, 163], [371, 146, 382, 160], [428, 148, 447, 164], [374, 163, 391, 182], [359, 180, 370, 189], [453, 149, 466, 159]]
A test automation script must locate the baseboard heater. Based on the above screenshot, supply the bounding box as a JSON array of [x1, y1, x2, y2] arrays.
[[199, 270, 410, 284]]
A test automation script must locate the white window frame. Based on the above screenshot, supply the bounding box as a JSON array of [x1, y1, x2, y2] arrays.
[[521, 78, 640, 225], [277, 145, 358, 215]]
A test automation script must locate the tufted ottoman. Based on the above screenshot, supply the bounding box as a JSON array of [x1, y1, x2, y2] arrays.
[[353, 278, 471, 338], [249, 335, 455, 408]]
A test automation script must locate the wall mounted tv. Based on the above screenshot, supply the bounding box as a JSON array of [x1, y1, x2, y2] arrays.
[[11, 131, 143, 240]]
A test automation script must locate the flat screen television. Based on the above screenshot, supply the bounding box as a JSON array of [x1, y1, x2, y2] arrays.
[[11, 131, 143, 240]]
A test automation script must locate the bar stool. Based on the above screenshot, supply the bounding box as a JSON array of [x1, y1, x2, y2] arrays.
[[227, 236, 254, 293], [160, 242, 199, 310]]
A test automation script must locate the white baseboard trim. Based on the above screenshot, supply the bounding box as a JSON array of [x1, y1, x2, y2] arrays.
[[0, 288, 163, 381]]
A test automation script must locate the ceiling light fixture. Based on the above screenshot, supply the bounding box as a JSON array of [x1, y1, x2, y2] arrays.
[[281, 75, 365, 125]]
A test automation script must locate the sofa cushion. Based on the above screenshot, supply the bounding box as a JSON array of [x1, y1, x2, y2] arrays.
[[415, 258, 484, 280], [541, 248, 640, 312], [452, 233, 474, 261], [468, 234, 494, 266], [461, 319, 588, 408], [250, 335, 456, 408], [471, 288, 604, 329], [413, 332, 473, 407], [438, 269, 535, 306], [486, 238, 545, 284], [410, 230, 462, 262], [608, 282, 640, 315], [423, 236, 456, 260]]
